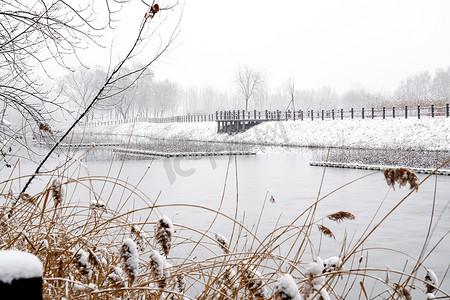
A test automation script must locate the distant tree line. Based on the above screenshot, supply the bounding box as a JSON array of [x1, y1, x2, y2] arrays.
[[56, 65, 450, 122]]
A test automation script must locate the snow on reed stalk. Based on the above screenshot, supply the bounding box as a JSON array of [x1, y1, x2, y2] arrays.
[[131, 224, 148, 251], [323, 256, 342, 273], [176, 274, 186, 294], [108, 266, 126, 287], [273, 274, 301, 300], [121, 237, 139, 285], [50, 179, 63, 207], [425, 269, 439, 295], [73, 248, 92, 279], [215, 233, 230, 254], [89, 199, 106, 209], [240, 263, 268, 299], [149, 249, 168, 289], [155, 215, 173, 257], [300, 257, 330, 300]]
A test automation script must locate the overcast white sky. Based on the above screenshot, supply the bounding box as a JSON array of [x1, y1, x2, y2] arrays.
[[151, 0, 450, 94], [83, 0, 450, 95]]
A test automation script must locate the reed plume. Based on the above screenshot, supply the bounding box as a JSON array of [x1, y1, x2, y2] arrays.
[[425, 269, 439, 294], [215, 233, 230, 254], [38, 122, 53, 135], [121, 238, 139, 285], [240, 264, 268, 299], [108, 266, 125, 287], [73, 248, 92, 278], [51, 179, 63, 207], [131, 224, 148, 251], [149, 249, 168, 289], [155, 215, 173, 257], [327, 211, 355, 223], [394, 283, 412, 300], [383, 167, 419, 190], [317, 225, 335, 239], [273, 274, 301, 300]]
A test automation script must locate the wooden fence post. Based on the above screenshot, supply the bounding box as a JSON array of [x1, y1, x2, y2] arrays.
[[383, 107, 385, 119], [332, 109, 335, 120], [321, 110, 324, 120], [447, 104, 449, 118], [300, 110, 303, 121], [340, 109, 343, 120], [418, 105, 420, 119], [254, 110, 257, 119], [362, 108, 365, 119], [371, 107, 374, 119], [393, 107, 395, 119], [351, 108, 354, 119], [311, 110, 314, 121], [431, 104, 434, 117], [405, 106, 408, 119]]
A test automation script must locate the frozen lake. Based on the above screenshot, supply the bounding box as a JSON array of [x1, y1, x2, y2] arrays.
[[3, 145, 449, 296]]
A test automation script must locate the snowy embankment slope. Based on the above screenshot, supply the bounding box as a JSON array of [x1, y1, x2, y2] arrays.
[[78, 118, 449, 151]]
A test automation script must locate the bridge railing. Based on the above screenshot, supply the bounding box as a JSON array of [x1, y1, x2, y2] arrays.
[[85, 104, 449, 127], [215, 104, 449, 122]]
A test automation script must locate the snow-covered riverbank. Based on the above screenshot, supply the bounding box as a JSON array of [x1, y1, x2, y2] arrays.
[[77, 117, 450, 151]]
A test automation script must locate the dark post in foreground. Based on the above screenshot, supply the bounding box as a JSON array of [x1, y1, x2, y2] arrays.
[[0, 250, 43, 299]]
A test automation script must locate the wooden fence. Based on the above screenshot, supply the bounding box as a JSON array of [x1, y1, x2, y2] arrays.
[[86, 104, 449, 126]]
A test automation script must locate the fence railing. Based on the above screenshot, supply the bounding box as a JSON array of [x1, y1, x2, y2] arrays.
[[86, 114, 215, 127], [86, 104, 449, 127], [215, 104, 449, 122]]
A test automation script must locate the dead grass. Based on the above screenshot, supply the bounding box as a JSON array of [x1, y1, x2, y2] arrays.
[[0, 141, 449, 299]]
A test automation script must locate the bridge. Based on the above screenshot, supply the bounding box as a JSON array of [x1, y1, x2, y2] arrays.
[[215, 109, 300, 133]]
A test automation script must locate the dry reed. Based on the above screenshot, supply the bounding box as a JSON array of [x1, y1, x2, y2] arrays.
[[0, 137, 448, 299]]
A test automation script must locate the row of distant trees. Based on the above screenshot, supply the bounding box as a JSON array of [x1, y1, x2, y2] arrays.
[[56, 65, 450, 122], [58, 66, 178, 122]]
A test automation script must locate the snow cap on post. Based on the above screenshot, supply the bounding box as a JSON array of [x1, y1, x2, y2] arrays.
[[0, 250, 43, 298]]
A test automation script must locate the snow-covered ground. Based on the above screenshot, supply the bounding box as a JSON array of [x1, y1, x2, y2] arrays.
[[77, 118, 450, 151]]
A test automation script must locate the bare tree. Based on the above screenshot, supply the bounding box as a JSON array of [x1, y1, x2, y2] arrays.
[[58, 66, 108, 122], [430, 67, 450, 104], [2, 0, 180, 210], [236, 65, 264, 111], [285, 77, 296, 112], [152, 79, 179, 117], [395, 71, 432, 105]]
